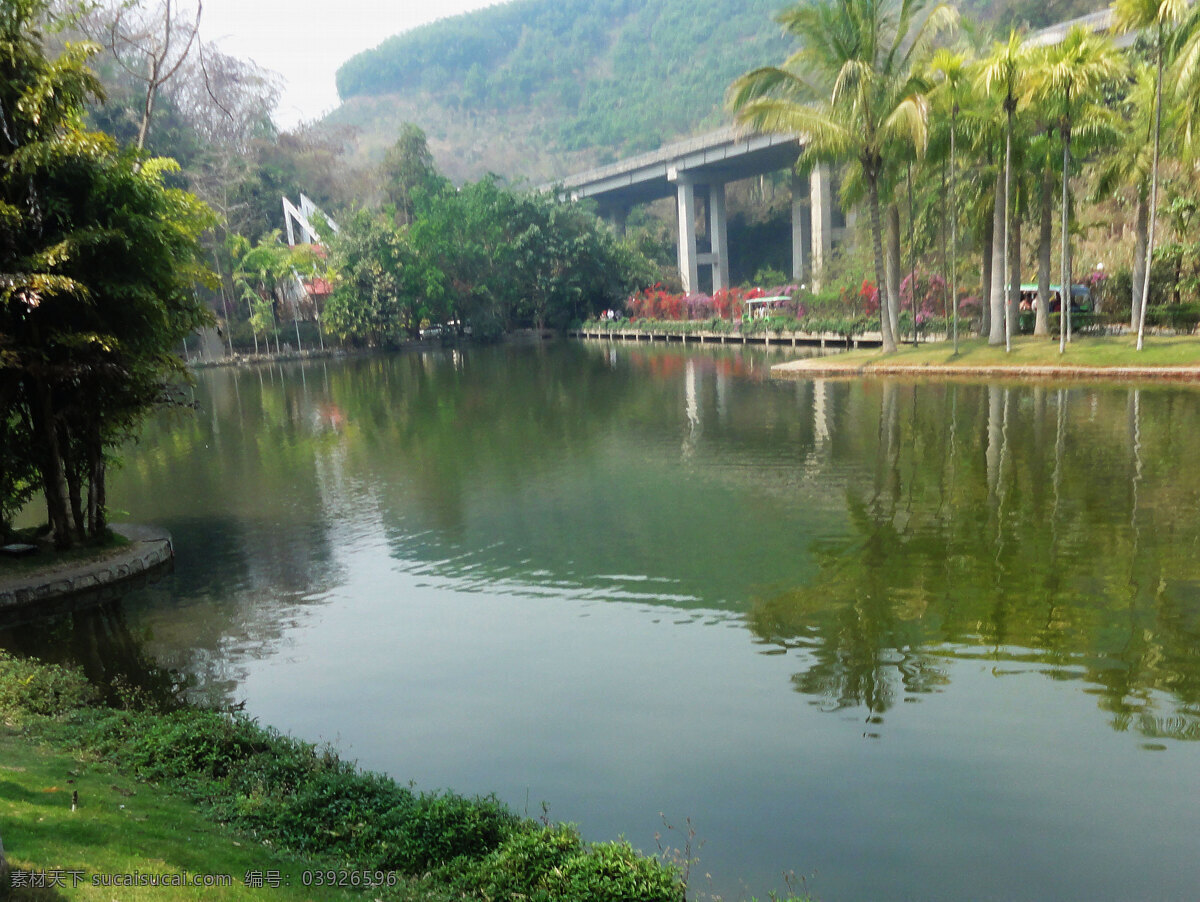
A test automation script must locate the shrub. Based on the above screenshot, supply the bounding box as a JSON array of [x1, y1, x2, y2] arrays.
[[1146, 303, 1200, 333], [552, 839, 682, 902], [89, 709, 271, 782], [249, 768, 415, 866], [390, 791, 520, 873], [448, 823, 583, 900], [0, 652, 98, 719]]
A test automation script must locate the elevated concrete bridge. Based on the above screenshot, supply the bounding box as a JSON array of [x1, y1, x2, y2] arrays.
[[551, 126, 841, 293], [549, 8, 1127, 295]]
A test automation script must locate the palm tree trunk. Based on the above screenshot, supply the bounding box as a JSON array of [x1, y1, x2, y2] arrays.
[[907, 162, 918, 344], [1002, 108, 1013, 352], [990, 170, 1006, 345], [981, 201, 993, 339], [1009, 212, 1022, 339], [1036, 146, 1053, 337], [886, 203, 902, 341], [1136, 39, 1164, 351], [868, 177, 898, 353], [1059, 125, 1072, 353], [940, 161, 949, 327], [1131, 189, 1149, 329], [951, 108, 959, 353]]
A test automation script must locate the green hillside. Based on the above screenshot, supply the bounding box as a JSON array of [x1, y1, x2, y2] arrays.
[[328, 0, 1108, 183], [332, 0, 790, 178]]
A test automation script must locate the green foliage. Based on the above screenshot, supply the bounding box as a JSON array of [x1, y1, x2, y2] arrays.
[[0, 0, 213, 546], [554, 839, 682, 902], [0, 652, 98, 719], [394, 792, 519, 873], [335, 0, 789, 156], [447, 824, 584, 900], [91, 708, 271, 782], [328, 170, 650, 341], [0, 650, 685, 901], [752, 264, 790, 287], [324, 209, 434, 345], [382, 124, 448, 224]]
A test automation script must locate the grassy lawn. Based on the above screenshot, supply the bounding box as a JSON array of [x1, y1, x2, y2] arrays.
[[817, 334, 1200, 369], [0, 728, 366, 902]]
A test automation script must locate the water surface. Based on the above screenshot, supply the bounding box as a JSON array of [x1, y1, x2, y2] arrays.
[[6, 342, 1200, 901]]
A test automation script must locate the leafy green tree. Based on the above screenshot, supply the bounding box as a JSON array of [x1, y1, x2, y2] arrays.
[[324, 211, 436, 345], [0, 0, 212, 547], [381, 123, 447, 225], [729, 0, 957, 353]]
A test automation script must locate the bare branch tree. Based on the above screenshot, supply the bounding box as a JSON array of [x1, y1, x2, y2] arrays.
[[81, 0, 203, 150]]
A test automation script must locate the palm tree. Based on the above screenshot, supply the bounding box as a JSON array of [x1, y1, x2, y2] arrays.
[[1090, 64, 1156, 330], [979, 31, 1030, 352], [929, 48, 971, 353], [1115, 0, 1191, 350], [729, 0, 957, 354], [1032, 26, 1125, 353]]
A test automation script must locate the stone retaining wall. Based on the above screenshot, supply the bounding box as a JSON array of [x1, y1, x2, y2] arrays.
[[0, 526, 173, 613]]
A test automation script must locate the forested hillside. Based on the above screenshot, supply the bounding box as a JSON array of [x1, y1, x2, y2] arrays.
[[329, 0, 1106, 182], [331, 0, 790, 179]]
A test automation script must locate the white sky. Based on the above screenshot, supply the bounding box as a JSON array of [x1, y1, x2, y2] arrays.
[[200, 0, 497, 129]]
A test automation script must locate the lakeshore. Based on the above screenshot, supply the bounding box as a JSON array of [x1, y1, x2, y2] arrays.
[[0, 526, 173, 619], [771, 333, 1200, 381]]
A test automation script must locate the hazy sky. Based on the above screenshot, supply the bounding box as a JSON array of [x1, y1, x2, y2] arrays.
[[200, 0, 497, 129]]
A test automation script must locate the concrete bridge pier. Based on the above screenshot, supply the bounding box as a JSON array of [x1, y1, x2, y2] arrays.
[[809, 165, 833, 290], [701, 182, 730, 292], [671, 170, 700, 293], [790, 166, 833, 290], [670, 172, 730, 294]]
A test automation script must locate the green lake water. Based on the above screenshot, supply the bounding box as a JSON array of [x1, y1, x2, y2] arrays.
[[5, 340, 1200, 901]]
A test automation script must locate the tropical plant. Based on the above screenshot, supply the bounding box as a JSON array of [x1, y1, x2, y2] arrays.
[[929, 47, 972, 352], [1032, 25, 1126, 352], [1115, 0, 1193, 349], [979, 31, 1033, 351], [729, 0, 957, 354]]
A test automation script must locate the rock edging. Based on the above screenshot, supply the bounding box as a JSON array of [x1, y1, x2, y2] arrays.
[[0, 524, 173, 612]]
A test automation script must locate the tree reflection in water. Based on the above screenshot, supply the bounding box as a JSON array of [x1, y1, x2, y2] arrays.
[[749, 379, 1200, 741]]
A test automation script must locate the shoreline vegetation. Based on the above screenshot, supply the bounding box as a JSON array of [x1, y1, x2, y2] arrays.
[[769, 334, 1200, 380], [0, 652, 809, 902]]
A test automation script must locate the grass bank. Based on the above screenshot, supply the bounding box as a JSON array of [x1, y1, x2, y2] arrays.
[[0, 728, 365, 902], [773, 334, 1200, 378], [0, 652, 808, 902]]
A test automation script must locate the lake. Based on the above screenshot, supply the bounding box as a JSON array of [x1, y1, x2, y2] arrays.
[[5, 340, 1200, 901]]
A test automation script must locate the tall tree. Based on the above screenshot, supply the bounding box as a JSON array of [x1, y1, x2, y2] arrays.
[[1115, 0, 1191, 350], [1032, 25, 1125, 352], [83, 0, 203, 151], [730, 0, 957, 354], [382, 123, 446, 225], [929, 48, 971, 353], [0, 0, 211, 547], [979, 31, 1031, 351]]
